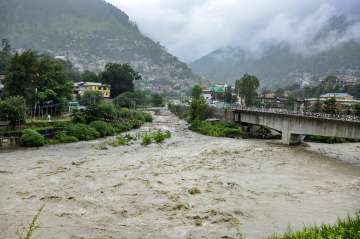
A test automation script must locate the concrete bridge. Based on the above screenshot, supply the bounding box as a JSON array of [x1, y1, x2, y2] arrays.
[[232, 108, 360, 145]]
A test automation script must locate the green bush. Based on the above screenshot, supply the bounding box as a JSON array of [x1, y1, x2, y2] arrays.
[[71, 109, 86, 124], [0, 96, 27, 126], [89, 121, 115, 137], [142, 134, 153, 145], [190, 120, 242, 138], [85, 101, 118, 123], [269, 213, 360, 239], [54, 132, 79, 144], [65, 124, 100, 141], [153, 130, 171, 143], [111, 135, 128, 147], [305, 135, 355, 144], [20, 129, 45, 147]]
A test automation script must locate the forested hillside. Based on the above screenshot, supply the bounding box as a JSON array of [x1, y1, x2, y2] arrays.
[[191, 16, 360, 88], [0, 0, 200, 92]]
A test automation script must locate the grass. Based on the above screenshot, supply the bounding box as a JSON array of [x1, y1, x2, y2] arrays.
[[269, 212, 360, 239], [16, 205, 44, 239]]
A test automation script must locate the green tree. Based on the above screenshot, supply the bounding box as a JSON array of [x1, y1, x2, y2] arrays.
[[224, 85, 233, 104], [353, 103, 360, 116], [189, 85, 208, 121], [101, 63, 141, 98], [151, 93, 164, 107], [323, 97, 338, 114], [3, 51, 39, 102], [285, 94, 297, 111], [191, 84, 202, 100], [310, 99, 323, 113], [0, 51, 11, 74], [81, 70, 99, 82], [80, 91, 103, 106], [113, 90, 146, 109], [3, 52, 73, 112], [235, 74, 260, 107], [0, 96, 27, 126]]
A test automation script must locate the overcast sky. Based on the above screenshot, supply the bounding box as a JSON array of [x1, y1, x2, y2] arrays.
[[106, 0, 360, 62]]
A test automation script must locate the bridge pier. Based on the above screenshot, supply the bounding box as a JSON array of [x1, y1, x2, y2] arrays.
[[282, 132, 304, 145]]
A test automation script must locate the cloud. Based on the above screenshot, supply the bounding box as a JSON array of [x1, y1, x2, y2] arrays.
[[106, 0, 360, 62]]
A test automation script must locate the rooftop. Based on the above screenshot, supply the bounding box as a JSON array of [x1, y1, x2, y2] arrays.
[[320, 93, 353, 98]]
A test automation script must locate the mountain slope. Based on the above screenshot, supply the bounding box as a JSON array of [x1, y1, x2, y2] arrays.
[[191, 16, 360, 88], [0, 0, 200, 91]]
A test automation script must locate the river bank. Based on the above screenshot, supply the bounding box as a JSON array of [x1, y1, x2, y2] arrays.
[[0, 109, 359, 239]]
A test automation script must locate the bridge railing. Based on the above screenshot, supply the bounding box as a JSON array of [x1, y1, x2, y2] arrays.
[[232, 106, 360, 123]]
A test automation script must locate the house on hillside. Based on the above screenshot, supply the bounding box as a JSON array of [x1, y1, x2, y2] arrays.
[[74, 82, 111, 99], [320, 93, 354, 101], [305, 93, 360, 112]]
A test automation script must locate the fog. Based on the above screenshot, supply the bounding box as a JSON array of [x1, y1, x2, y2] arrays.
[[107, 0, 360, 62]]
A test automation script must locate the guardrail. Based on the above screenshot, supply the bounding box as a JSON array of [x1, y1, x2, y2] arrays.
[[232, 106, 360, 123]]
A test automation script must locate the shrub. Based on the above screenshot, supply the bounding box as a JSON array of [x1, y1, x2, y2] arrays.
[[142, 134, 153, 145], [89, 121, 115, 137], [0, 96, 27, 126], [85, 101, 118, 123], [20, 129, 45, 147], [71, 109, 86, 124], [111, 135, 128, 147], [54, 132, 79, 144], [190, 120, 242, 138], [153, 130, 171, 143], [65, 124, 100, 141]]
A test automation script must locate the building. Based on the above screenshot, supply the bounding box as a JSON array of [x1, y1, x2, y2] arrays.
[[209, 84, 226, 101], [320, 93, 354, 101], [305, 93, 360, 111], [74, 82, 111, 98], [202, 89, 213, 102]]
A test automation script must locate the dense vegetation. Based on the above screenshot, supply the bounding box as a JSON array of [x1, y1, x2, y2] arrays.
[[269, 213, 360, 239], [190, 120, 243, 138], [170, 85, 243, 139]]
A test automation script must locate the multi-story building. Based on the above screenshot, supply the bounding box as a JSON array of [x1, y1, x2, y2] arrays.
[[74, 82, 111, 98]]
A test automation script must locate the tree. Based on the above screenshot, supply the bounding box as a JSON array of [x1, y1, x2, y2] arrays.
[[353, 103, 360, 116], [323, 97, 338, 114], [191, 84, 202, 100], [0, 96, 27, 126], [224, 85, 233, 104], [80, 91, 103, 106], [3, 51, 73, 113], [3, 51, 39, 103], [0, 51, 11, 74], [310, 99, 323, 113], [81, 70, 99, 82], [235, 74, 260, 107], [113, 90, 146, 109], [1, 39, 11, 53], [101, 63, 141, 98], [285, 94, 297, 111], [151, 93, 164, 107], [189, 85, 208, 121]]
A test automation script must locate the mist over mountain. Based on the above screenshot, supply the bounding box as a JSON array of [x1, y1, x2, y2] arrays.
[[191, 15, 360, 88], [0, 0, 200, 91]]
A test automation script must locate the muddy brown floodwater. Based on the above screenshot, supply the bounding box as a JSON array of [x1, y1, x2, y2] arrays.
[[1, 109, 360, 239]]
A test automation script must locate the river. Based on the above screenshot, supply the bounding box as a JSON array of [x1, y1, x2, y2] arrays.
[[0, 109, 359, 239]]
